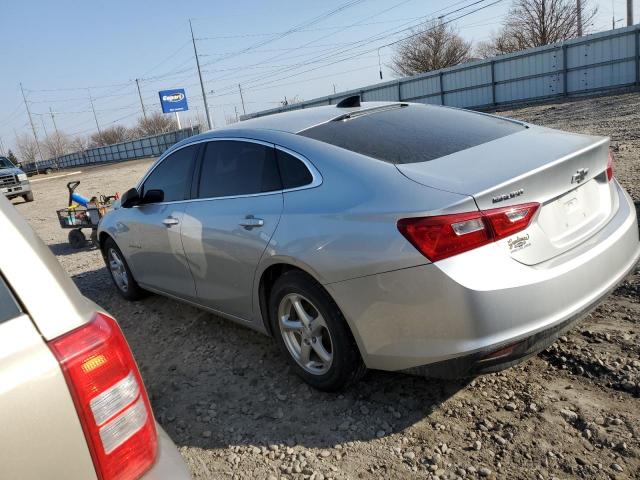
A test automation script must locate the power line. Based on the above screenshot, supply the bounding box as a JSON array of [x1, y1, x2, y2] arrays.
[[207, 0, 500, 98], [202, 0, 480, 93], [209, 0, 505, 102]]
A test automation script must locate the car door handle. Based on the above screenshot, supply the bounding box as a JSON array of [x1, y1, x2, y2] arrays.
[[239, 216, 264, 229], [162, 217, 179, 227]]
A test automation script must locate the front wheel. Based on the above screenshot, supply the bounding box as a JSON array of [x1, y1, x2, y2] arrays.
[[103, 237, 147, 301], [23, 192, 34, 202], [269, 271, 366, 391]]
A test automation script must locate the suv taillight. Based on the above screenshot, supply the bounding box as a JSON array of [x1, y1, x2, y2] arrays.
[[48, 313, 157, 480], [606, 151, 614, 181], [398, 202, 539, 262]]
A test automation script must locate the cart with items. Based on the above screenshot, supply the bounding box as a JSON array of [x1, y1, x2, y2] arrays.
[[56, 181, 118, 248]]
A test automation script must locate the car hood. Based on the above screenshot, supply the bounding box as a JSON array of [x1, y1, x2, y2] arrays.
[[0, 167, 25, 176]]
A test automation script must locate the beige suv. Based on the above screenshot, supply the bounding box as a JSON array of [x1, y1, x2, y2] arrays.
[[0, 196, 190, 480]]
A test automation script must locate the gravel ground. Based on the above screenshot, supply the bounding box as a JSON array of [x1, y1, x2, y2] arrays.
[[12, 89, 640, 480]]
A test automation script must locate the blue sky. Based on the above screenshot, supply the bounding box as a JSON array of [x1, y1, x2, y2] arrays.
[[0, 0, 636, 156]]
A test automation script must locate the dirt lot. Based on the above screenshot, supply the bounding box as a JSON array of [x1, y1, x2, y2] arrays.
[[12, 89, 640, 479]]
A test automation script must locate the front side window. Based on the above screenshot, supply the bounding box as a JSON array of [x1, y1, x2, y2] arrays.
[[197, 140, 281, 198], [141, 144, 198, 202]]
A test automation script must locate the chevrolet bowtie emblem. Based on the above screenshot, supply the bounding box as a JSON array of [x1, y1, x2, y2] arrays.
[[571, 168, 589, 184]]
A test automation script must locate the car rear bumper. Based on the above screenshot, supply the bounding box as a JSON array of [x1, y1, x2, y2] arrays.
[[142, 424, 191, 479], [327, 180, 640, 372]]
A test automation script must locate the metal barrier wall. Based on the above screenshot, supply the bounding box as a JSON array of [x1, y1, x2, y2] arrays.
[[28, 126, 201, 171], [242, 25, 640, 119]]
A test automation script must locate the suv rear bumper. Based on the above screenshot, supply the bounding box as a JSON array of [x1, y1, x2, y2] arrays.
[[327, 180, 640, 372]]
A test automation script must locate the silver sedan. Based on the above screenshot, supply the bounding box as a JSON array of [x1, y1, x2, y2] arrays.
[[98, 97, 640, 391]]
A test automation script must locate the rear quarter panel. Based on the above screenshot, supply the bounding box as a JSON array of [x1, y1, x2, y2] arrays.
[[260, 133, 477, 284]]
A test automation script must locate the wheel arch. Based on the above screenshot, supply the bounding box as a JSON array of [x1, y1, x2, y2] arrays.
[[256, 259, 327, 337]]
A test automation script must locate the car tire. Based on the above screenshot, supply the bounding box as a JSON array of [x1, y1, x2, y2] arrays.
[[269, 270, 366, 391], [23, 192, 34, 202], [103, 237, 147, 301]]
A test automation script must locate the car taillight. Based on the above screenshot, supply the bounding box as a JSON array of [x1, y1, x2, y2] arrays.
[[398, 202, 539, 262], [48, 313, 157, 480], [606, 151, 614, 181]]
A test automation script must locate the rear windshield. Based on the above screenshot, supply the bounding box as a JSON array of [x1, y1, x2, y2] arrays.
[[298, 105, 525, 164]]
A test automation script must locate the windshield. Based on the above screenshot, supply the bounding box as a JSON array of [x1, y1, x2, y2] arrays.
[[0, 157, 14, 169]]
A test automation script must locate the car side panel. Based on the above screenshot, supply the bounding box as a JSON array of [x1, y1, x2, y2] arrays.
[[260, 137, 476, 285], [0, 315, 96, 480]]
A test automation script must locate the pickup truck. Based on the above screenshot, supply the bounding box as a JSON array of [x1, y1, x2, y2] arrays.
[[0, 156, 33, 202]]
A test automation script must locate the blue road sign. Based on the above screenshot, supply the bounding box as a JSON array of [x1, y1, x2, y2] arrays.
[[159, 88, 188, 113]]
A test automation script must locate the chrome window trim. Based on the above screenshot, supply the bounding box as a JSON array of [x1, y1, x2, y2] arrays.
[[134, 137, 322, 206]]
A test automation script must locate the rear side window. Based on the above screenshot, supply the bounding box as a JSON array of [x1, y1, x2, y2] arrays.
[[298, 104, 525, 164], [142, 144, 198, 202], [0, 275, 21, 324], [197, 141, 281, 198], [276, 149, 313, 189]]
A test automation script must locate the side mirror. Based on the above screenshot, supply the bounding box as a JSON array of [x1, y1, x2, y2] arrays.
[[120, 188, 140, 208], [142, 189, 164, 204]]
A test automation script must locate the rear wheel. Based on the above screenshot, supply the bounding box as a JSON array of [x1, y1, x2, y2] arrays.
[[68, 229, 86, 249], [103, 237, 147, 301], [269, 271, 366, 391]]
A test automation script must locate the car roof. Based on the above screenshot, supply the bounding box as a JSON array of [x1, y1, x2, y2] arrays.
[[220, 101, 404, 134]]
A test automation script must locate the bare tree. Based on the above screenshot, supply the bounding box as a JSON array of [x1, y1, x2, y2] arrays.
[[7, 150, 18, 165], [16, 133, 40, 164], [70, 135, 89, 153], [391, 21, 472, 76], [43, 132, 72, 159], [281, 95, 304, 106], [89, 125, 131, 147], [476, 0, 597, 57], [135, 112, 178, 137]]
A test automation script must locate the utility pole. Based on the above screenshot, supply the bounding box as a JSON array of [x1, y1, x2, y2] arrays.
[[19, 82, 44, 166], [234, 106, 239, 122], [135, 78, 147, 120], [238, 84, 246, 116], [49, 107, 60, 136], [0, 137, 5, 156], [333, 84, 337, 94], [577, 0, 583, 36], [88, 89, 102, 143], [49, 108, 61, 168], [40, 116, 49, 137], [190, 19, 212, 130], [628, 0, 634, 26]]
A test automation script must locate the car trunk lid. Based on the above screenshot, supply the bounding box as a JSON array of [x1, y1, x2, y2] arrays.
[[396, 127, 616, 265]]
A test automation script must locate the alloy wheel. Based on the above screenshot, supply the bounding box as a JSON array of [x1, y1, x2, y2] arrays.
[[108, 248, 129, 293], [278, 293, 334, 375]]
